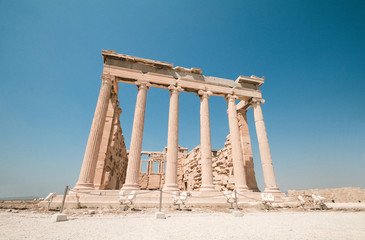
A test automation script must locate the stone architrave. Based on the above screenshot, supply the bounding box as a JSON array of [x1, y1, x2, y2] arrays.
[[198, 90, 215, 192], [226, 94, 249, 192], [251, 98, 280, 193], [237, 109, 259, 192], [163, 85, 183, 191], [74, 75, 114, 190], [122, 81, 151, 190]]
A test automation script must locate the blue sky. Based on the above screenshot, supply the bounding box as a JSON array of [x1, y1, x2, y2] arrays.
[[0, 0, 364, 198]]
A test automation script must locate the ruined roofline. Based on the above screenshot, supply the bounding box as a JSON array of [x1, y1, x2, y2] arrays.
[[102, 50, 174, 70], [102, 50, 264, 87], [102, 50, 202, 74]]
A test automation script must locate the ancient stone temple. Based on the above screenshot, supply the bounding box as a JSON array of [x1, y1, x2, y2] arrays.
[[73, 50, 281, 195]]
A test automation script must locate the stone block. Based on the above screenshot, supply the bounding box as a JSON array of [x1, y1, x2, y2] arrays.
[[155, 212, 166, 219], [232, 211, 244, 217], [52, 213, 67, 222]]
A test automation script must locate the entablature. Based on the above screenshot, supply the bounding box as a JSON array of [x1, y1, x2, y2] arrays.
[[102, 50, 265, 100]]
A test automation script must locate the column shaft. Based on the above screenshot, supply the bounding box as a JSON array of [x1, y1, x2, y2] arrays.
[[122, 82, 150, 190], [252, 99, 280, 192], [163, 85, 182, 191], [226, 95, 248, 192], [198, 90, 215, 191], [74, 75, 113, 190]]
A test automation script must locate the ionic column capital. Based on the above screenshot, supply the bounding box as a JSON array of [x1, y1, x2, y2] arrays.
[[168, 85, 183, 94], [101, 75, 115, 85], [197, 90, 212, 99], [135, 81, 151, 90], [251, 98, 265, 106], [225, 94, 238, 102]]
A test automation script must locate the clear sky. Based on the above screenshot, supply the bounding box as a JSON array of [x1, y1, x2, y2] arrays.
[[0, 0, 364, 198]]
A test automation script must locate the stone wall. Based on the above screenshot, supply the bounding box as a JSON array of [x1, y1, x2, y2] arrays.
[[183, 135, 237, 191], [102, 112, 128, 190], [137, 135, 260, 192], [93, 95, 128, 190], [288, 187, 365, 203]]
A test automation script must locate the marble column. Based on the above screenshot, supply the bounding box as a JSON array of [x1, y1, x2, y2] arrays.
[[163, 85, 182, 191], [226, 94, 249, 192], [122, 81, 151, 190], [198, 90, 215, 192], [251, 98, 280, 193], [74, 75, 113, 190], [237, 109, 259, 192]]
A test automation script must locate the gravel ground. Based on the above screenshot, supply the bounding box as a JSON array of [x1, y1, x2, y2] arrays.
[[1, 210, 364, 240]]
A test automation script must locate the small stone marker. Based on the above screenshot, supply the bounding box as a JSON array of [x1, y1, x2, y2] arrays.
[[53, 213, 67, 222], [232, 211, 243, 217], [155, 212, 166, 219]]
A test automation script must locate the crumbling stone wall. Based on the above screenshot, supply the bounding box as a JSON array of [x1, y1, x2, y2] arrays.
[[101, 113, 128, 190], [183, 136, 237, 191], [93, 94, 128, 190], [288, 187, 365, 203], [137, 135, 259, 192]]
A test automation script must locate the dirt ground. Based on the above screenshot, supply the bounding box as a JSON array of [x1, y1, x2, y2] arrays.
[[0, 201, 365, 240]]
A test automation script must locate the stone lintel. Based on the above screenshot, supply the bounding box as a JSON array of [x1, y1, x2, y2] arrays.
[[141, 151, 166, 155], [236, 97, 266, 111], [236, 100, 251, 111], [235, 75, 265, 87]]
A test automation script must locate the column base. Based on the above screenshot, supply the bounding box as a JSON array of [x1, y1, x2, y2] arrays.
[[264, 187, 281, 193], [73, 183, 94, 191], [248, 187, 261, 192], [163, 183, 179, 192], [235, 185, 250, 193], [121, 183, 140, 190], [200, 185, 216, 192]]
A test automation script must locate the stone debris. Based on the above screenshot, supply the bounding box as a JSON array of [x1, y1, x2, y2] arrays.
[[88, 210, 96, 215], [288, 187, 365, 203]]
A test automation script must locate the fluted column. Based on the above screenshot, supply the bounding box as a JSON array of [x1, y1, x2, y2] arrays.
[[74, 75, 114, 190], [226, 94, 248, 192], [163, 85, 183, 191], [198, 90, 215, 192], [251, 98, 280, 193], [122, 81, 151, 190]]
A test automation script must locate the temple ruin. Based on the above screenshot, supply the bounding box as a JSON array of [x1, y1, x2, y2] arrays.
[[73, 50, 282, 197]]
